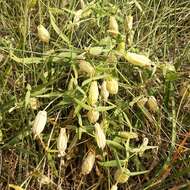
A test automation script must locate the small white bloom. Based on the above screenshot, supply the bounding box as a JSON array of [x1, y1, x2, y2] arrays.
[[111, 184, 118, 190], [101, 81, 109, 101], [108, 16, 119, 36], [147, 96, 159, 113], [106, 78, 118, 95], [125, 52, 153, 67], [57, 128, 68, 157], [32, 110, 47, 138], [87, 109, 99, 124], [88, 81, 99, 106], [94, 123, 106, 150], [81, 150, 96, 175], [114, 168, 130, 184], [37, 25, 50, 43], [79, 60, 95, 76]]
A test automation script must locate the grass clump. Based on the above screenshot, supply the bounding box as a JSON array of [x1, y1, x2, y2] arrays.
[[0, 0, 190, 190]]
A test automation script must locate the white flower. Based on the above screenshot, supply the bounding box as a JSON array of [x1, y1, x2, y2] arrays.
[[32, 110, 47, 138], [88, 81, 99, 106], [108, 16, 119, 36], [94, 123, 106, 150], [111, 184, 118, 190], [81, 150, 96, 175], [106, 78, 118, 95], [125, 52, 153, 67], [57, 128, 68, 157], [79, 60, 95, 76], [87, 109, 99, 124], [147, 96, 159, 113], [101, 81, 109, 101], [37, 25, 50, 43]]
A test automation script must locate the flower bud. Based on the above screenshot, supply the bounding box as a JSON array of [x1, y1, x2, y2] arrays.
[[57, 128, 68, 157], [87, 109, 100, 123], [95, 123, 106, 150], [125, 52, 153, 67], [101, 81, 109, 101], [147, 96, 159, 113], [125, 15, 133, 32], [106, 78, 118, 95], [79, 60, 95, 76], [37, 25, 50, 43], [108, 16, 119, 36], [30, 98, 39, 110], [114, 168, 130, 183], [32, 110, 47, 138], [111, 184, 118, 190], [88, 81, 99, 106], [87, 46, 103, 56], [81, 150, 96, 175]]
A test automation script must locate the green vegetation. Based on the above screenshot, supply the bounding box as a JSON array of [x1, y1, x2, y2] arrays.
[[0, 0, 190, 189]]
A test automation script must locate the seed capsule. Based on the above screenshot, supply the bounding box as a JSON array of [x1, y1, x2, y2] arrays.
[[88, 81, 99, 106], [147, 96, 159, 113], [57, 128, 68, 157], [101, 81, 109, 101], [79, 60, 95, 76], [114, 168, 130, 183], [81, 150, 96, 175], [106, 78, 118, 95], [108, 16, 119, 36], [87, 109, 100, 124], [111, 184, 118, 190], [37, 25, 50, 43], [95, 123, 106, 150], [125, 52, 153, 67], [32, 110, 47, 138]]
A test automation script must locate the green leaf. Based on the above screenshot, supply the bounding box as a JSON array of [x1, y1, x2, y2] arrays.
[[130, 170, 149, 176], [96, 105, 116, 112], [106, 140, 125, 150], [10, 53, 44, 64], [35, 92, 64, 98], [74, 98, 91, 110], [98, 159, 126, 167], [52, 51, 78, 62]]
